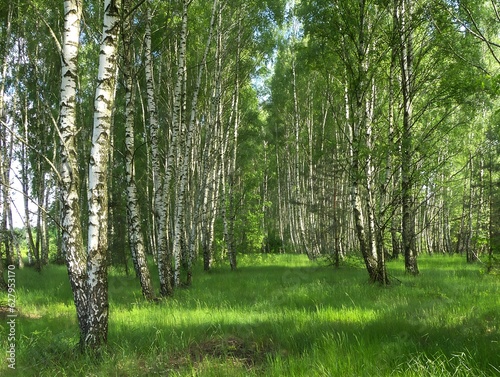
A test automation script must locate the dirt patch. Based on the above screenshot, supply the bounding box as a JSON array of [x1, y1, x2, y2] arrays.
[[0, 305, 41, 319], [169, 335, 274, 371], [0, 305, 14, 318]]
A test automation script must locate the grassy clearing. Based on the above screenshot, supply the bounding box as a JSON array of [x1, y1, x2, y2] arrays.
[[1, 253, 499, 376]]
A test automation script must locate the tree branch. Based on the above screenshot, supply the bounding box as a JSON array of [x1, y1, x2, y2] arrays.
[[0, 119, 62, 183], [459, 5, 500, 66], [27, 0, 62, 54]]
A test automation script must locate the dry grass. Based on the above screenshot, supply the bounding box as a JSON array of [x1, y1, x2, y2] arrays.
[[169, 335, 273, 371]]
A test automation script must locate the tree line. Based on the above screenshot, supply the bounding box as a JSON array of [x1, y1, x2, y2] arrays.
[[265, 0, 500, 280], [0, 0, 499, 351]]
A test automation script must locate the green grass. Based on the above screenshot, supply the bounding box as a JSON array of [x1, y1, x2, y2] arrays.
[[1, 253, 499, 376]]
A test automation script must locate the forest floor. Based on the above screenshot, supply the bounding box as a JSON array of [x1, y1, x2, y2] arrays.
[[1, 253, 499, 376]]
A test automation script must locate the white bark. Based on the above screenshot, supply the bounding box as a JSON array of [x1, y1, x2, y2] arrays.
[[0, 6, 12, 283], [85, 0, 121, 347], [398, 0, 418, 275], [201, 127, 219, 270], [145, 4, 171, 296], [59, 0, 87, 345], [123, 5, 154, 300], [226, 11, 241, 269], [169, 0, 189, 287], [0, 1, 13, 273], [172, 0, 218, 284], [201, 1, 224, 270], [0, 10, 14, 267]]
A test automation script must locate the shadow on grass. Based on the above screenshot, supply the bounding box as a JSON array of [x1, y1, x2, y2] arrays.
[[102, 306, 500, 376], [6, 255, 499, 376], [11, 309, 499, 376]]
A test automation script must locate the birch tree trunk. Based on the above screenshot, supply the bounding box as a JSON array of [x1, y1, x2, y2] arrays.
[[385, 14, 401, 260], [201, 132, 216, 271], [21, 103, 38, 269], [123, 1, 154, 300], [365, 81, 387, 285], [0, 119, 8, 288], [59, 0, 88, 346], [42, 180, 50, 265], [201, 0, 223, 271], [226, 10, 241, 270], [169, 0, 189, 287], [201, 115, 220, 271], [346, 0, 388, 284], [0, 1, 14, 279], [172, 0, 218, 284], [35, 172, 48, 267], [348, 95, 378, 280], [85, 0, 121, 348], [145, 3, 172, 297], [398, 0, 419, 275]]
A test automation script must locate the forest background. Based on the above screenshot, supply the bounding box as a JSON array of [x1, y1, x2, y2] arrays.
[[0, 0, 499, 360]]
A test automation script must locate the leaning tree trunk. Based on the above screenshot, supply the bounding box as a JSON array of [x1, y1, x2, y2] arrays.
[[346, 0, 388, 284], [85, 0, 121, 348], [349, 115, 380, 283], [21, 106, 38, 269]]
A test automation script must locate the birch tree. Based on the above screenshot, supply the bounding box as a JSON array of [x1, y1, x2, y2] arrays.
[[292, 0, 389, 283], [169, 0, 189, 288], [396, 0, 419, 275], [175, 0, 218, 284], [59, 0, 88, 346], [85, 0, 122, 347], [123, 0, 154, 300], [145, 2, 172, 296], [0, 1, 15, 274]]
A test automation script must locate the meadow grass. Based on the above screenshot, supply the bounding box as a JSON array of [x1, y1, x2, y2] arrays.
[[1, 253, 499, 376]]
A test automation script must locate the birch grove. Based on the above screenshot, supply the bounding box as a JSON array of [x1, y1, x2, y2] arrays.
[[1, 0, 499, 353]]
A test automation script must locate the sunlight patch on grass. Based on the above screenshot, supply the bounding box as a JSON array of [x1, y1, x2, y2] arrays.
[[3, 254, 499, 376], [394, 349, 494, 377], [315, 305, 379, 326]]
